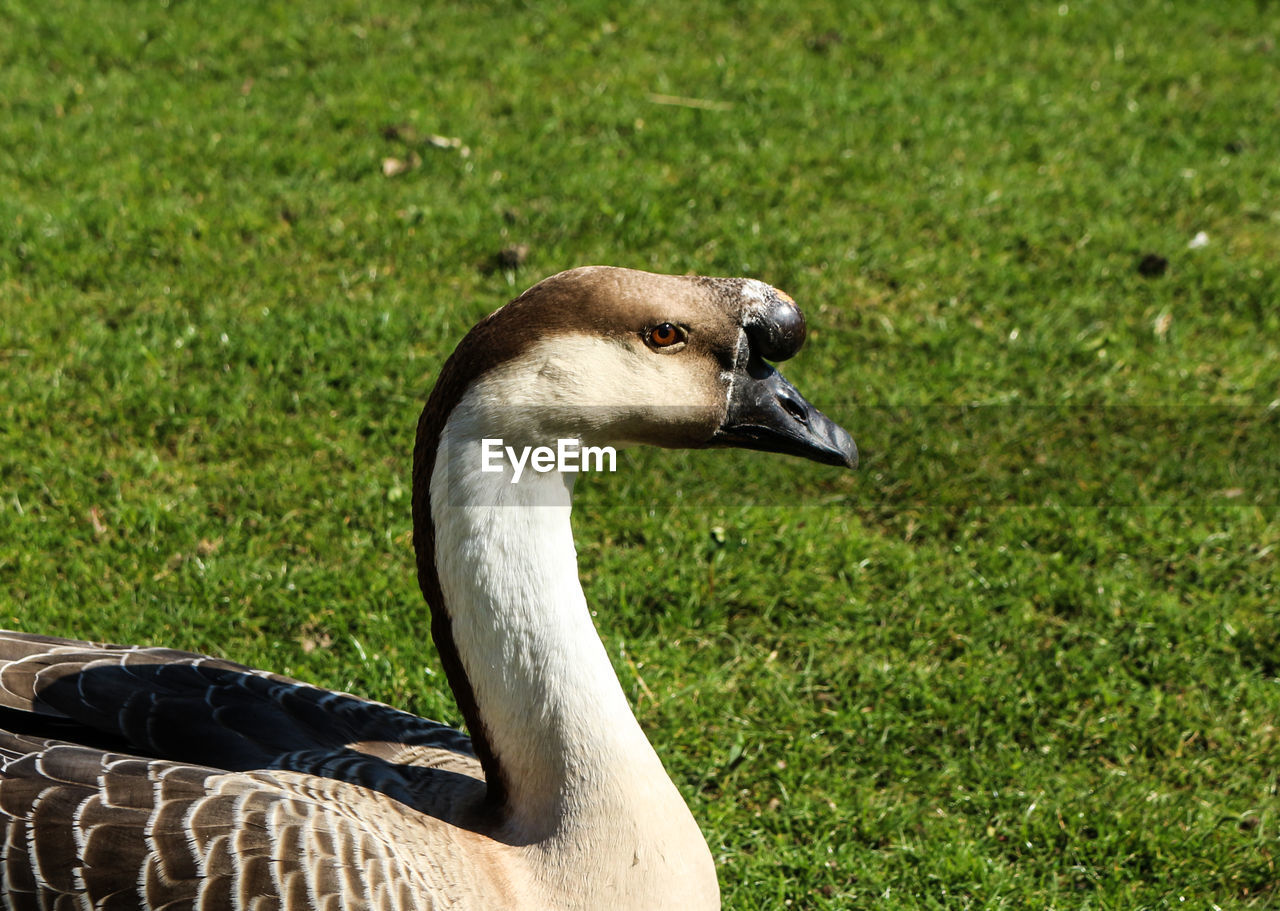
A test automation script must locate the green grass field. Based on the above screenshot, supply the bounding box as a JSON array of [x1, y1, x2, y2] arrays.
[[2, 1, 1278, 906]]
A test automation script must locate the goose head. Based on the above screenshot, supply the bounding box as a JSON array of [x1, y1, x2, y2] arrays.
[[418, 265, 857, 473]]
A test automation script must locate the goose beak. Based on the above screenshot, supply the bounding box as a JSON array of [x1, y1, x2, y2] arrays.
[[711, 360, 858, 469]]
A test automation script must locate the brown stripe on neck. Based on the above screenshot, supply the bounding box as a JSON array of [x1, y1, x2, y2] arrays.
[[411, 344, 515, 814]]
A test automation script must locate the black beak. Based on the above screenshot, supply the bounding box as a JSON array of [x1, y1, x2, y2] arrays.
[[711, 355, 857, 469]]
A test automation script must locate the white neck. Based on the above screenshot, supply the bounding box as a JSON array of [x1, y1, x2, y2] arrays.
[[428, 380, 719, 908]]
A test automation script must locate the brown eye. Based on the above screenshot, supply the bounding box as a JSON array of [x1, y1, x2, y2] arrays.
[[646, 322, 686, 349]]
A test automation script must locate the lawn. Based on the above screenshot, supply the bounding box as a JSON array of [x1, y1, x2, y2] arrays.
[[2, 0, 1278, 907]]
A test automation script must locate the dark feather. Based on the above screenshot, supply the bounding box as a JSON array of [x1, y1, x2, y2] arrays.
[[0, 631, 488, 909]]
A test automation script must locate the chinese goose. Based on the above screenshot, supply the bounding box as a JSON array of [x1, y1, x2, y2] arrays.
[[0, 266, 856, 910]]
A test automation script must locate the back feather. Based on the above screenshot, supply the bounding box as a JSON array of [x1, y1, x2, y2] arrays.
[[0, 631, 502, 910]]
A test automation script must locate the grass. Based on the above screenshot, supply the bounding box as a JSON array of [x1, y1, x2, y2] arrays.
[[2, 0, 1278, 906]]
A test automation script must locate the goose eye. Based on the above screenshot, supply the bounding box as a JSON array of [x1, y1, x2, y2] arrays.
[[646, 322, 686, 349]]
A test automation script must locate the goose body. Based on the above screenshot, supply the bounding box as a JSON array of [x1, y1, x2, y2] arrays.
[[0, 267, 856, 910]]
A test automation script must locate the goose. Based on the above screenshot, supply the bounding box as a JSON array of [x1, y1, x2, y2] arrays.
[[0, 266, 856, 910]]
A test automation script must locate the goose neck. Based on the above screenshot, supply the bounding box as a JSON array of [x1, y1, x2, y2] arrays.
[[427, 410, 661, 835]]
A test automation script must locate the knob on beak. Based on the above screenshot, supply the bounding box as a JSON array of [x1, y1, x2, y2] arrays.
[[745, 292, 807, 362]]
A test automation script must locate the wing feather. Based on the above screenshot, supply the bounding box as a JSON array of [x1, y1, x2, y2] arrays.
[[0, 739, 501, 908], [0, 632, 518, 909]]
